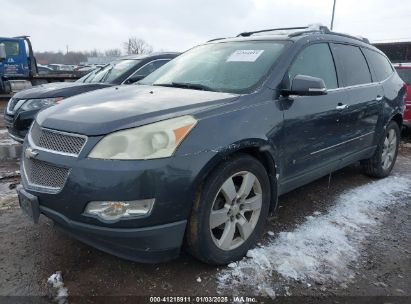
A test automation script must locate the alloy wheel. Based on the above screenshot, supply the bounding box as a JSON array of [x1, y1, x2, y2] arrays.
[[381, 128, 397, 170], [209, 171, 262, 251]]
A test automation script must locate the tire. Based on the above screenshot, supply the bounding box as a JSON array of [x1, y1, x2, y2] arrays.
[[361, 121, 400, 178], [186, 154, 271, 265]]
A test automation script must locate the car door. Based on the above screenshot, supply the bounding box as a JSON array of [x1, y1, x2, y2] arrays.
[[330, 43, 383, 156], [1, 39, 27, 77], [281, 43, 347, 191]]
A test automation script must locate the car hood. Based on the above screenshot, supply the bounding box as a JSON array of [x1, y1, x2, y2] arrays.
[[13, 82, 113, 99], [37, 85, 239, 136]]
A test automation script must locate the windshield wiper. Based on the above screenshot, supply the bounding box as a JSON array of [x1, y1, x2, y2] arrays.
[[153, 82, 216, 92]]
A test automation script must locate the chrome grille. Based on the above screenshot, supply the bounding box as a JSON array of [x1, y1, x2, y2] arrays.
[[30, 122, 87, 156], [23, 158, 69, 190]]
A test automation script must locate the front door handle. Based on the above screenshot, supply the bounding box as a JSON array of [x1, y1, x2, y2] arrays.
[[375, 95, 384, 101], [336, 103, 349, 110]]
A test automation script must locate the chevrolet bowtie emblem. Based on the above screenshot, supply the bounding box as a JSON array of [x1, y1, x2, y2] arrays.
[[25, 147, 38, 159]]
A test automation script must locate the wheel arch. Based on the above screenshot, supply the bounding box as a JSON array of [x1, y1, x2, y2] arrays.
[[390, 112, 403, 129], [192, 139, 279, 212]]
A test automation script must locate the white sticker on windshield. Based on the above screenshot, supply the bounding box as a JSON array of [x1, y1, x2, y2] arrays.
[[226, 50, 264, 62]]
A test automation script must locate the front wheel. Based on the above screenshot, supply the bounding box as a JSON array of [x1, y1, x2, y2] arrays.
[[186, 154, 271, 265], [361, 121, 400, 178]]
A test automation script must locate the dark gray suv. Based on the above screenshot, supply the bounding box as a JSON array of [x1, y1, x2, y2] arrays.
[[17, 26, 406, 264]]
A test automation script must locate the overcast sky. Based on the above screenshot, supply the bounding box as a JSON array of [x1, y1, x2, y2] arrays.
[[1, 0, 410, 53]]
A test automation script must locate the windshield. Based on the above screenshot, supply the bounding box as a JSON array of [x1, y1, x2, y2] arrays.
[[140, 41, 290, 93], [79, 59, 141, 84], [396, 68, 411, 84]]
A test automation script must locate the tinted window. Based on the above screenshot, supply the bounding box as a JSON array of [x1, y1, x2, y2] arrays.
[[141, 41, 290, 94], [288, 43, 338, 89], [134, 59, 170, 77], [396, 68, 411, 84], [331, 44, 371, 86], [363, 48, 393, 82]]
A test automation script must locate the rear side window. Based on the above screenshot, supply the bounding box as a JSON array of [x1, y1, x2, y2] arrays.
[[363, 48, 393, 82], [288, 43, 338, 89], [331, 44, 371, 87]]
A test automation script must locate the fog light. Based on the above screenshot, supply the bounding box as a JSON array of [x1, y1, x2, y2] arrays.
[[84, 199, 155, 221]]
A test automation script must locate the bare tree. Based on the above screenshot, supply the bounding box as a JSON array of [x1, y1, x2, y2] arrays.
[[123, 37, 153, 55], [105, 48, 122, 57], [88, 49, 102, 57]]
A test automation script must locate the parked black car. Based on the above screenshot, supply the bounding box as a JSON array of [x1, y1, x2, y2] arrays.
[[4, 52, 179, 141], [17, 26, 405, 264]]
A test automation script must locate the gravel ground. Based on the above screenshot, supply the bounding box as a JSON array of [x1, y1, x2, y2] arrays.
[[0, 131, 410, 303]]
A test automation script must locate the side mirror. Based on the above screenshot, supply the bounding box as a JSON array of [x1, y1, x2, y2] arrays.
[[125, 75, 144, 84], [282, 75, 327, 97], [0, 44, 6, 61]]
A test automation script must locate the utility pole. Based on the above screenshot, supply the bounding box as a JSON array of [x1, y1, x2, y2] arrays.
[[330, 0, 337, 30]]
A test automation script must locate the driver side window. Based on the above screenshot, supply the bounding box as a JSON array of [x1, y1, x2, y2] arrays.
[[288, 43, 338, 89]]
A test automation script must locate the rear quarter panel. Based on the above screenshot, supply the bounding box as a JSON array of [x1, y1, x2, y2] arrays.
[[381, 73, 407, 130]]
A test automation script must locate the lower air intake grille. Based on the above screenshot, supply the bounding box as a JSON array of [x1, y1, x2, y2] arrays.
[[23, 158, 69, 190]]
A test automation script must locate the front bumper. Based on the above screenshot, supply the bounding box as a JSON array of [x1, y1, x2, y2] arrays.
[[43, 205, 187, 263], [19, 135, 217, 262]]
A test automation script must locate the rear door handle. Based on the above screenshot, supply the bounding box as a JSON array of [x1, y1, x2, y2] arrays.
[[336, 103, 349, 110], [376, 95, 383, 101]]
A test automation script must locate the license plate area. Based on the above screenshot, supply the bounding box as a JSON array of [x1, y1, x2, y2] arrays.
[[17, 185, 40, 224]]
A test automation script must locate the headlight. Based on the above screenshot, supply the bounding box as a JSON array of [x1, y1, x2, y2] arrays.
[[88, 115, 197, 160], [20, 97, 63, 111]]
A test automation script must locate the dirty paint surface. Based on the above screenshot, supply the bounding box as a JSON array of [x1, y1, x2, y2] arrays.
[[0, 134, 410, 300]]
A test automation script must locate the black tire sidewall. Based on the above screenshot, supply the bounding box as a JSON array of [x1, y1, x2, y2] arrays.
[[193, 154, 271, 264]]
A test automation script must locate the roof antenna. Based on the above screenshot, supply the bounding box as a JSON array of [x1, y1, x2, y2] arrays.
[[330, 0, 337, 30]]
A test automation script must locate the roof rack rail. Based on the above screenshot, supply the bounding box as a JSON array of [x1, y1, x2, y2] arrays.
[[328, 32, 370, 44], [237, 26, 313, 37], [237, 24, 330, 37], [236, 24, 370, 44]]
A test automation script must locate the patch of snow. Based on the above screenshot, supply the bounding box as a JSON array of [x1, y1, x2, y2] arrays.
[[196, 277, 202, 283], [0, 138, 19, 146], [313, 211, 322, 216], [262, 286, 276, 299], [0, 129, 19, 146], [227, 262, 237, 268], [267, 231, 275, 236], [47, 271, 68, 303], [217, 174, 411, 294]]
